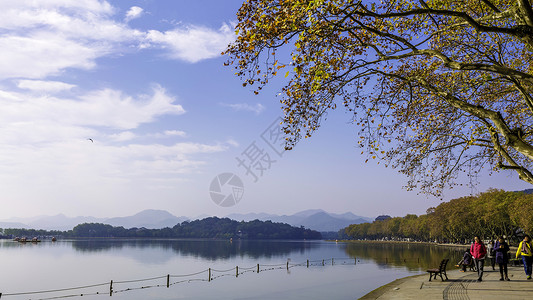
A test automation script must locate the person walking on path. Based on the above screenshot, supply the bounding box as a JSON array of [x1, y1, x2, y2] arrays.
[[494, 237, 510, 281], [470, 236, 487, 281], [516, 235, 533, 279], [488, 240, 496, 270]]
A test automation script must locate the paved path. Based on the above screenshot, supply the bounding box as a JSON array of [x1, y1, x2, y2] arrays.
[[360, 265, 533, 299]]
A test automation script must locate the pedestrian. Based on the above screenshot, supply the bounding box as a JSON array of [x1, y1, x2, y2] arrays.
[[516, 234, 533, 279], [470, 236, 487, 281], [494, 236, 510, 281], [488, 240, 496, 270], [457, 248, 472, 272]]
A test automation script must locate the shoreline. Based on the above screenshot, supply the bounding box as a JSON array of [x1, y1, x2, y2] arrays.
[[358, 266, 533, 299], [334, 239, 519, 250], [333, 239, 465, 247], [344, 239, 523, 299], [359, 273, 425, 300]]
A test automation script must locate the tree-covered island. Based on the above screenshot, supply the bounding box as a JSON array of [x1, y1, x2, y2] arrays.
[[2, 217, 322, 240]]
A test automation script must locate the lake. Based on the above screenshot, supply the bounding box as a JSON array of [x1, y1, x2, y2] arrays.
[[0, 239, 463, 300]]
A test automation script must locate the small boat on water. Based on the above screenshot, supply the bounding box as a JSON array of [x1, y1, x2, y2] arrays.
[[15, 237, 41, 243]]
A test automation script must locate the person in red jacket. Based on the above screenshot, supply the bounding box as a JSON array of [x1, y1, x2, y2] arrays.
[[470, 236, 487, 281]]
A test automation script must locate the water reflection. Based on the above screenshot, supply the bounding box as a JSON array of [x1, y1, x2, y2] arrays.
[[1, 239, 464, 270], [71, 239, 320, 260], [342, 242, 463, 271], [0, 240, 451, 299]]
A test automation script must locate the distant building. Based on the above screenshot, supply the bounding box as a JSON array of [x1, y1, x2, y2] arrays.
[[375, 215, 392, 222]]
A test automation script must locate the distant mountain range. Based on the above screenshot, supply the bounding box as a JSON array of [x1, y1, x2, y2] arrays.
[[0, 209, 371, 232], [226, 209, 371, 232], [0, 210, 188, 231]]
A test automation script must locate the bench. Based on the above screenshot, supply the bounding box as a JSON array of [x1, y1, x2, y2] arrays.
[[427, 259, 449, 281], [465, 258, 476, 272], [510, 258, 522, 266]]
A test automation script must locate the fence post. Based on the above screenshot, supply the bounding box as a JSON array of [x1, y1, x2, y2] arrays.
[[236, 266, 239, 277], [167, 274, 170, 288], [208, 268, 211, 282], [355, 257, 357, 265], [286, 261, 289, 270], [322, 259, 324, 266], [307, 259, 309, 268], [257, 264, 259, 273], [109, 280, 113, 297], [332, 258, 334, 265]]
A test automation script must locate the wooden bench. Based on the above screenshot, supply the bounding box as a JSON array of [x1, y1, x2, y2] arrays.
[[427, 259, 449, 281]]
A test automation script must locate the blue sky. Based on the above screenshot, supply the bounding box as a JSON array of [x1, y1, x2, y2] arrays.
[[0, 0, 529, 220]]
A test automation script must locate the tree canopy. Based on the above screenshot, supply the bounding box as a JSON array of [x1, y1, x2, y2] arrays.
[[225, 0, 533, 195], [3, 217, 322, 240], [344, 189, 533, 243]]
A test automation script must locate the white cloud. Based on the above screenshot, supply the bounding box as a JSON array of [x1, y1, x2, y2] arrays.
[[226, 138, 240, 147], [109, 131, 136, 142], [0, 33, 102, 80], [0, 80, 226, 210], [0, 1, 239, 218], [0, 85, 185, 145], [220, 103, 266, 114], [0, 1, 143, 80], [164, 130, 187, 137], [145, 23, 236, 63], [0, 141, 227, 203], [76, 86, 186, 129], [120, 130, 188, 140], [0, 1, 236, 80], [0, 1, 114, 29], [17, 80, 76, 92], [39, 0, 112, 12], [125, 6, 143, 22]]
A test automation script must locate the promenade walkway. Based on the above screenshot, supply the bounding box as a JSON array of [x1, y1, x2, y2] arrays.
[[360, 265, 533, 299]]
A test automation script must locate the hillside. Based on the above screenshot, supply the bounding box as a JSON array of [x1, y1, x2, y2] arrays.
[[4, 217, 322, 240], [226, 209, 370, 232]]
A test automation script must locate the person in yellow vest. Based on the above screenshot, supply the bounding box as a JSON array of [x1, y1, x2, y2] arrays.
[[516, 235, 533, 279]]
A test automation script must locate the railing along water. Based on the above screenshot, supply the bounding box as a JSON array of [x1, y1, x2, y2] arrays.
[[0, 257, 426, 300]]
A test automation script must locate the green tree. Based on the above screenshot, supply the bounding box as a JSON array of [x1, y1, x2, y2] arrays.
[[399, 214, 418, 239], [384, 217, 402, 238], [343, 190, 533, 243], [72, 223, 117, 237], [476, 189, 518, 239], [510, 193, 533, 234], [415, 214, 431, 241], [225, 0, 533, 195]]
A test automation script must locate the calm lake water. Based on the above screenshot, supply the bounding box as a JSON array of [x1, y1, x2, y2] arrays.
[[0, 239, 463, 300]]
